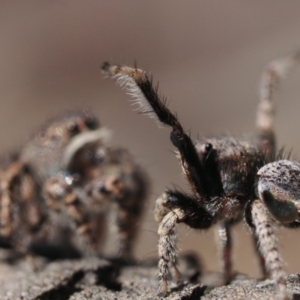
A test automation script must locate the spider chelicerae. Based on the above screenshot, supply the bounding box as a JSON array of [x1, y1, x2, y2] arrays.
[[102, 52, 300, 299], [0, 110, 148, 262]]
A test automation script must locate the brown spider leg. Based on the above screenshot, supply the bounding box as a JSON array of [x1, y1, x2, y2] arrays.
[[158, 208, 185, 297], [114, 199, 144, 260], [257, 51, 300, 158], [84, 180, 111, 254], [102, 62, 211, 202], [89, 166, 148, 260], [0, 160, 24, 239], [0, 160, 41, 268], [19, 171, 44, 234], [115, 166, 148, 260], [216, 221, 234, 284], [251, 199, 290, 300], [156, 190, 214, 296], [43, 176, 98, 253], [17, 170, 45, 269], [97, 174, 144, 259]]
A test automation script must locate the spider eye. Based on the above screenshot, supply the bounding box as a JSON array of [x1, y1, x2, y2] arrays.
[[67, 122, 80, 135], [85, 117, 99, 130], [93, 149, 106, 165], [205, 143, 213, 152], [39, 131, 46, 139]]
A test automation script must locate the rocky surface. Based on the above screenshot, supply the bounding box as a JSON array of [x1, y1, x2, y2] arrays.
[[0, 252, 299, 300]]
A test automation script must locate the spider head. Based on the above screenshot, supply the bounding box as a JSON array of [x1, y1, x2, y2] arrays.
[[35, 110, 100, 147], [195, 137, 265, 200], [20, 110, 109, 180]]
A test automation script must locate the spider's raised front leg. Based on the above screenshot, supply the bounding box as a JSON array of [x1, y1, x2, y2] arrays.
[[102, 62, 221, 295], [155, 190, 214, 296], [102, 62, 211, 201]]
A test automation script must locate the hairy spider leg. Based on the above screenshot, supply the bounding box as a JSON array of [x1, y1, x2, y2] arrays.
[[251, 199, 289, 300], [252, 52, 300, 282], [102, 62, 214, 201], [256, 51, 300, 158], [101, 63, 229, 295]]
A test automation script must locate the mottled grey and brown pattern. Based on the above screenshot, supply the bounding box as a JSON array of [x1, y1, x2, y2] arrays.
[[0, 109, 149, 261]]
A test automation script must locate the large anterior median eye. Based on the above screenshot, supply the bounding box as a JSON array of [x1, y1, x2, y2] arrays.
[[204, 143, 213, 152], [200, 143, 213, 156], [67, 122, 80, 135], [93, 148, 106, 165], [84, 116, 99, 130]]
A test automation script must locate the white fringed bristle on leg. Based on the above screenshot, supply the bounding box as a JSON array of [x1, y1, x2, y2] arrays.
[[103, 63, 162, 125]]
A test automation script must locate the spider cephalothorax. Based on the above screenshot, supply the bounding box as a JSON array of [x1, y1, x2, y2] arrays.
[[0, 109, 148, 261], [102, 52, 300, 299]]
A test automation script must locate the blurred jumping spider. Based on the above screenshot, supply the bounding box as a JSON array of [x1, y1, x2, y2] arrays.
[[102, 52, 300, 299], [0, 110, 148, 261]]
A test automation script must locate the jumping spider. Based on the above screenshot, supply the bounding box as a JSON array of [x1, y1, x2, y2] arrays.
[[102, 52, 300, 299], [0, 110, 148, 261]]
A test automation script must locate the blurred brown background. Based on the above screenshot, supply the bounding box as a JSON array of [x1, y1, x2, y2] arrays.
[[1, 1, 300, 278]]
